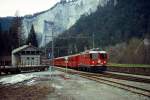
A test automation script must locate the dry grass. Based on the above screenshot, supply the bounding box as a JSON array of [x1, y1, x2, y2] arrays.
[[0, 84, 55, 100]]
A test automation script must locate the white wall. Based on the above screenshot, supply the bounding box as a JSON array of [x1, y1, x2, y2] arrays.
[[21, 55, 40, 66]]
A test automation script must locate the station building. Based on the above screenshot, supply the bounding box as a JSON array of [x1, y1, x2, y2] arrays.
[[12, 44, 41, 66]]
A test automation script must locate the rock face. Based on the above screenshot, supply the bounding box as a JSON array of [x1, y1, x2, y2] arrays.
[[22, 0, 109, 46]]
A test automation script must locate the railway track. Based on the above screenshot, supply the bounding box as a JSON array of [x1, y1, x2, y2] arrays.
[[91, 71, 150, 84], [55, 66, 150, 97]]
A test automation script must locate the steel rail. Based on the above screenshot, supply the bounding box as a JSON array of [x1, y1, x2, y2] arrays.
[[55, 67, 150, 97]]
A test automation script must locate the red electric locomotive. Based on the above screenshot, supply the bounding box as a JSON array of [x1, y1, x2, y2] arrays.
[[53, 50, 108, 71]]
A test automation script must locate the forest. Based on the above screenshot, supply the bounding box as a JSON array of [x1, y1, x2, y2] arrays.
[[0, 17, 38, 58], [54, 0, 150, 64]]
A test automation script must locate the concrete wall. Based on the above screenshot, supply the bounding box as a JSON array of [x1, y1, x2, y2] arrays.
[[12, 54, 19, 67]]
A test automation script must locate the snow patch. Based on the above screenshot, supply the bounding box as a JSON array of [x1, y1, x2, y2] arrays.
[[26, 79, 36, 86], [0, 74, 35, 84], [52, 83, 63, 89]]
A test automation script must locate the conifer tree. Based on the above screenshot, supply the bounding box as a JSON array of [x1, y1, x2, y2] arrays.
[[26, 25, 38, 47]]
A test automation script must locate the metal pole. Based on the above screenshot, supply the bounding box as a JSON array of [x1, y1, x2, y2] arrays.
[[45, 46, 47, 58], [51, 26, 54, 68], [44, 30, 47, 58], [93, 33, 95, 49], [66, 60, 67, 73], [65, 57, 68, 73], [50, 23, 54, 80]]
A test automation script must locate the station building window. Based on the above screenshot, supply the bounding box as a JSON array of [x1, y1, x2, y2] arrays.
[[27, 57, 30, 60]]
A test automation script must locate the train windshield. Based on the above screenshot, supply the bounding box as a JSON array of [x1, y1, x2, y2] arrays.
[[90, 53, 99, 60], [99, 53, 107, 59]]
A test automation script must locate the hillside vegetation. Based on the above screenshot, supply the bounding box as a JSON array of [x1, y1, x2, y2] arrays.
[[54, 0, 150, 64]]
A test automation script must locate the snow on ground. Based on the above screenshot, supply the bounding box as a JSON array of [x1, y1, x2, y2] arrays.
[[0, 74, 35, 84], [26, 79, 36, 86], [51, 83, 63, 89], [0, 70, 65, 85], [31, 70, 64, 76]]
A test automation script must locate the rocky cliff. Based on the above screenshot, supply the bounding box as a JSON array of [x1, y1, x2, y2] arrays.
[[22, 0, 109, 46]]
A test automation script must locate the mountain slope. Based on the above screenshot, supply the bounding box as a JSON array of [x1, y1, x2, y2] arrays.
[[57, 0, 150, 47], [22, 0, 109, 46], [51, 0, 150, 59]]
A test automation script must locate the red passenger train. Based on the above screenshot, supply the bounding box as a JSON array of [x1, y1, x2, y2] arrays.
[[53, 50, 108, 71]]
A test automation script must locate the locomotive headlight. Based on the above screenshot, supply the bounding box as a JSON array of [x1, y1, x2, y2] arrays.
[[92, 61, 95, 64], [104, 61, 106, 64], [98, 60, 101, 63]]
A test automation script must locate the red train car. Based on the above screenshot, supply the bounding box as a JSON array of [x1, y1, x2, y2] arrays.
[[53, 50, 108, 71], [53, 57, 66, 67], [79, 51, 107, 66], [67, 54, 80, 68]]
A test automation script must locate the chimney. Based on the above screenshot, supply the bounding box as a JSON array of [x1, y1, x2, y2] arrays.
[[29, 43, 32, 46]]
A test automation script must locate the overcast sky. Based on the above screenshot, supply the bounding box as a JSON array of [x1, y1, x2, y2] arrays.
[[0, 0, 60, 17]]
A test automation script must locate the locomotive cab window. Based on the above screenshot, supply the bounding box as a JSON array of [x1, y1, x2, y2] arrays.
[[90, 53, 99, 60], [100, 53, 107, 59]]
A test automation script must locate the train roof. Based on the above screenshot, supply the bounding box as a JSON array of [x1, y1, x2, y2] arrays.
[[54, 56, 65, 59], [99, 51, 107, 53], [88, 50, 107, 54], [54, 50, 107, 60]]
